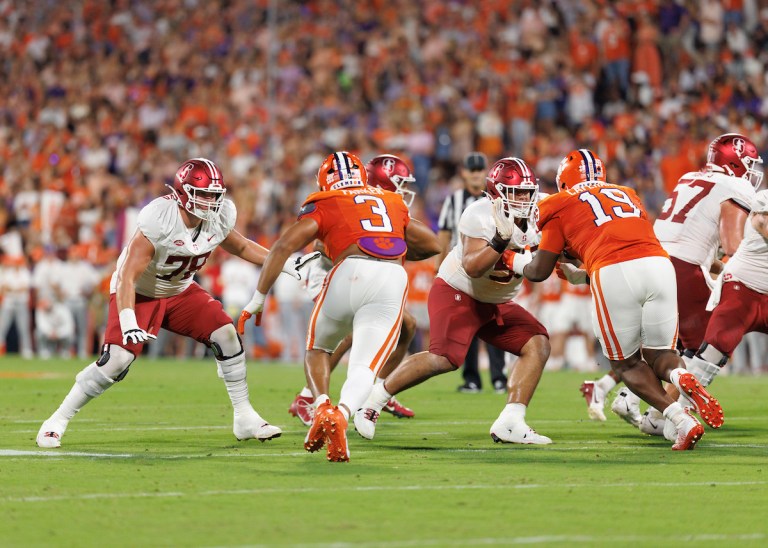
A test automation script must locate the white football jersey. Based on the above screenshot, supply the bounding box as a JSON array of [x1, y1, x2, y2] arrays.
[[654, 171, 754, 268], [724, 202, 768, 295], [438, 198, 538, 304], [110, 196, 236, 298]]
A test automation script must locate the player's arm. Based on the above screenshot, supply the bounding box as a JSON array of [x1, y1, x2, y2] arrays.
[[435, 229, 452, 267], [220, 229, 269, 265], [719, 200, 749, 256], [405, 219, 441, 261], [461, 234, 508, 278], [114, 230, 157, 344], [519, 219, 564, 282]]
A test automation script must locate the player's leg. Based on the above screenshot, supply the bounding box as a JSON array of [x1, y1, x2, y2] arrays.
[[163, 284, 281, 442], [458, 336, 482, 392], [36, 294, 157, 448], [487, 343, 507, 393], [379, 310, 417, 418], [355, 278, 485, 440], [483, 302, 552, 444]]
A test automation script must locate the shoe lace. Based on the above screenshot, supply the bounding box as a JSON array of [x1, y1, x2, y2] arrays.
[[297, 398, 315, 418], [363, 408, 380, 423]]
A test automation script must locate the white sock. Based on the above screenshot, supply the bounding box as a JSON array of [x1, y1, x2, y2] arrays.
[[662, 402, 685, 425], [596, 374, 617, 395], [225, 379, 253, 416], [299, 386, 313, 398], [339, 365, 375, 417], [501, 403, 527, 423], [365, 382, 392, 411], [338, 406, 350, 420], [315, 394, 330, 407], [51, 383, 92, 423]]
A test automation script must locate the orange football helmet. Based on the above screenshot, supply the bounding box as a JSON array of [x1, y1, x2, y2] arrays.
[[316, 151, 368, 192], [555, 149, 606, 191]]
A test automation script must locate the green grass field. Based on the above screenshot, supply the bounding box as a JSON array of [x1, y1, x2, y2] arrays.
[[1, 356, 766, 547]]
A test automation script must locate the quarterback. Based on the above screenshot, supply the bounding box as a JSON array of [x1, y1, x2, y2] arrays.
[[36, 158, 312, 448]]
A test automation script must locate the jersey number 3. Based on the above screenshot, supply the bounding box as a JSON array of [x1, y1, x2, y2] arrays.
[[354, 195, 393, 232], [580, 188, 640, 227]]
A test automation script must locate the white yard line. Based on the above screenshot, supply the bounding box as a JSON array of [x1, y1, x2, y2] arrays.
[[3, 480, 767, 504]]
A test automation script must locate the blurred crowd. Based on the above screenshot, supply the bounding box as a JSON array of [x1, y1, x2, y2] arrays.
[[1, 0, 767, 371]]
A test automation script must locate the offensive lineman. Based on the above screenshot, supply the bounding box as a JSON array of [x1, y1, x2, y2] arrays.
[[36, 158, 313, 448]]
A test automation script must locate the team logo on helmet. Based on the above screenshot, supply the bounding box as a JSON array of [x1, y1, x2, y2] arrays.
[[176, 162, 195, 183], [382, 157, 396, 175], [732, 138, 745, 156]]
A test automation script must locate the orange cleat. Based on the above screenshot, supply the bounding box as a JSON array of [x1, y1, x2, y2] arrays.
[[324, 406, 350, 463], [677, 372, 724, 428], [304, 401, 332, 453], [671, 409, 705, 451]]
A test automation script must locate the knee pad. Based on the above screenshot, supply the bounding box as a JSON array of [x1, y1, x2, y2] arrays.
[[208, 324, 244, 360], [95, 344, 135, 381], [697, 342, 729, 367]]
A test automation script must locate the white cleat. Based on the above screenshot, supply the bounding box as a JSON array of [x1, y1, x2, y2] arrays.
[[671, 409, 704, 451], [639, 408, 665, 437], [490, 419, 552, 445], [662, 414, 677, 442], [579, 381, 607, 422], [353, 407, 379, 440], [36, 419, 66, 448], [233, 414, 282, 442], [611, 389, 642, 428]]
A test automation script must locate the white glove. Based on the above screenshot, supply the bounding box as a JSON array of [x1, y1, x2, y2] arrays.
[[706, 273, 724, 312], [281, 251, 322, 281], [556, 262, 589, 285], [510, 249, 532, 276], [119, 309, 156, 346], [238, 290, 266, 333], [491, 197, 516, 240]]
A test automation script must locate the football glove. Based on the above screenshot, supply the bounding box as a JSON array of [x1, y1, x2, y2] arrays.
[[556, 262, 589, 285], [508, 249, 532, 276], [237, 290, 267, 334], [119, 309, 156, 346], [491, 197, 516, 240]]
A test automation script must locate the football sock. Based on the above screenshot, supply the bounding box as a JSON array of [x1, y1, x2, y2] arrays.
[[501, 402, 527, 422], [366, 382, 392, 411], [662, 401, 684, 424], [315, 394, 330, 407], [299, 386, 313, 398], [51, 383, 92, 423], [596, 374, 617, 395]]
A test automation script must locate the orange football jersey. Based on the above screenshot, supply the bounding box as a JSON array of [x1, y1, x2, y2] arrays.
[[537, 182, 667, 275], [299, 185, 410, 262]]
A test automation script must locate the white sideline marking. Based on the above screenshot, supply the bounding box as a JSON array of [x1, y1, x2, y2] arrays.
[[1, 450, 133, 458], [4, 480, 767, 504]]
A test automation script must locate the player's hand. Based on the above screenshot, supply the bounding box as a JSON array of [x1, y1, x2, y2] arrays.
[[508, 249, 532, 276], [237, 290, 266, 334], [282, 251, 322, 281], [118, 308, 156, 346], [491, 197, 515, 240], [556, 262, 589, 285]]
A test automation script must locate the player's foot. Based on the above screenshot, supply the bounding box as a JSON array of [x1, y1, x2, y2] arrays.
[[580, 380, 607, 422], [353, 407, 380, 440], [675, 372, 724, 428], [490, 418, 552, 445], [639, 408, 665, 437], [304, 401, 333, 452], [36, 419, 67, 448], [663, 414, 677, 442], [288, 393, 315, 426], [233, 413, 282, 442], [382, 396, 414, 418], [324, 406, 350, 463], [671, 409, 705, 451], [611, 389, 642, 428], [457, 382, 481, 394], [493, 379, 507, 395]]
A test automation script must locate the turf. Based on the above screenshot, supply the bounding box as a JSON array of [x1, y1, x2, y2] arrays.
[[1, 356, 766, 547]]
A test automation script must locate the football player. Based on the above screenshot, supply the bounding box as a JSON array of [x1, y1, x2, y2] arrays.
[[287, 154, 421, 427], [521, 149, 724, 450], [239, 151, 440, 462], [354, 157, 554, 445], [36, 158, 315, 448], [580, 135, 762, 430]]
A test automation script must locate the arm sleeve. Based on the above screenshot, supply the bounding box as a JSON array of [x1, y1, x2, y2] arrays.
[[538, 217, 566, 254]]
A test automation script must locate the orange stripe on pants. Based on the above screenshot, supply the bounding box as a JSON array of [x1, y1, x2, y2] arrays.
[[593, 270, 624, 360]]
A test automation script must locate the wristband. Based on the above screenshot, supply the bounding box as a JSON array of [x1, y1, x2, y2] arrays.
[[489, 231, 511, 253], [119, 308, 139, 331]]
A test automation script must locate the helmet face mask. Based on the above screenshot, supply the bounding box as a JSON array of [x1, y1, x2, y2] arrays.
[[316, 151, 368, 192], [485, 157, 538, 219], [706, 133, 764, 190], [366, 154, 416, 207], [170, 158, 226, 221], [556, 149, 606, 191]]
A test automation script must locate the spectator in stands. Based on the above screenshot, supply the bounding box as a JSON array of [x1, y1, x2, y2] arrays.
[[0, 256, 34, 358], [35, 298, 75, 360]]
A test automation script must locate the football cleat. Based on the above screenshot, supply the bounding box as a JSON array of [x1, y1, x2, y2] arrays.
[[288, 393, 315, 426], [671, 409, 705, 451], [490, 418, 552, 445], [639, 408, 665, 437], [353, 407, 380, 440], [324, 406, 350, 463], [611, 389, 642, 428], [382, 397, 414, 418], [675, 372, 724, 428], [304, 401, 333, 452], [36, 419, 67, 448], [663, 414, 677, 442], [580, 381, 607, 422], [233, 413, 282, 442]]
